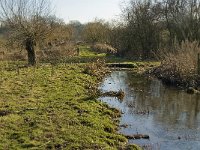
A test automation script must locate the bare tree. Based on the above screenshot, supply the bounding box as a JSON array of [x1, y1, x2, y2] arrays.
[[0, 0, 53, 65], [82, 20, 110, 44], [163, 0, 200, 43], [116, 0, 163, 59]]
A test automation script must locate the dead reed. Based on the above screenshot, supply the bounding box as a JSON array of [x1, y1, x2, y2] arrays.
[[155, 40, 200, 87]]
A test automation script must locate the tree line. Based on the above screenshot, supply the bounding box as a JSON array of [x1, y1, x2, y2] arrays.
[[81, 0, 200, 60], [1, 0, 200, 65], [117, 0, 200, 60]]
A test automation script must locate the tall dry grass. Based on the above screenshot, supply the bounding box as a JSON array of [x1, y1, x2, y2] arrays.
[[157, 40, 200, 86], [38, 42, 77, 62], [83, 59, 110, 98], [0, 42, 77, 63], [91, 43, 117, 55], [83, 59, 109, 79]]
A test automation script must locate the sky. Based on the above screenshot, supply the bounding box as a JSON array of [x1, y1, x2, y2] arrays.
[[52, 0, 128, 24]]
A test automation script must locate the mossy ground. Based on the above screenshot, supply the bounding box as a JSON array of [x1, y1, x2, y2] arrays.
[[0, 62, 128, 149], [0, 46, 151, 149]]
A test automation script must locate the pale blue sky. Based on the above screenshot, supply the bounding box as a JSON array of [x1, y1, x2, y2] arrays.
[[52, 0, 127, 23]]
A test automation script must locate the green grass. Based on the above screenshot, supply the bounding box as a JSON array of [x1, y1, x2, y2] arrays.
[[63, 45, 160, 68], [79, 46, 106, 57], [0, 62, 128, 149], [0, 45, 155, 149]]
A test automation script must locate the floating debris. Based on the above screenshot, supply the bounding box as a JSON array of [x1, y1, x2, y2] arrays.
[[177, 135, 197, 141], [141, 142, 161, 150], [106, 63, 136, 68], [186, 87, 200, 94], [120, 124, 129, 128], [125, 134, 150, 140], [133, 109, 150, 115], [101, 90, 125, 100]]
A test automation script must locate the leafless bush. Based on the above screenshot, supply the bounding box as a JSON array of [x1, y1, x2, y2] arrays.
[[0, 0, 53, 65], [158, 40, 200, 85], [0, 49, 26, 61], [0, 42, 77, 62], [83, 59, 110, 98], [36, 42, 77, 62], [7, 52, 27, 61], [83, 59, 109, 80]]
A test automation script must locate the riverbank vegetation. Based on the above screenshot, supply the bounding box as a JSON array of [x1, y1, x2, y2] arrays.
[[152, 40, 200, 88], [0, 0, 200, 149], [79, 0, 200, 89]]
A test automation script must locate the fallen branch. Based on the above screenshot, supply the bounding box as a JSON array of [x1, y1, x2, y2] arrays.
[[125, 134, 150, 140], [101, 90, 125, 100]]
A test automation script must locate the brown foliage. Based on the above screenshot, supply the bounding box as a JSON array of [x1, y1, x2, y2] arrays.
[[82, 20, 110, 43], [37, 42, 77, 62], [0, 49, 26, 61], [0, 42, 77, 62], [83, 59, 109, 80], [157, 40, 200, 86]]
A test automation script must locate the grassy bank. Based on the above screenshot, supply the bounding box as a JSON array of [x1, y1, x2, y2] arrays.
[[61, 45, 160, 74], [0, 45, 159, 149], [0, 62, 130, 149]]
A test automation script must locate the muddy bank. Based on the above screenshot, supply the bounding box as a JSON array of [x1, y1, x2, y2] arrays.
[[147, 66, 200, 93]]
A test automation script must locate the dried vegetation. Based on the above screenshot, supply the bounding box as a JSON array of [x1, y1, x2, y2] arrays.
[[152, 41, 200, 87]]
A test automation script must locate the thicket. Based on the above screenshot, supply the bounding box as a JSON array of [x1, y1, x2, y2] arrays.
[[78, 0, 200, 61], [80, 0, 200, 86], [109, 0, 200, 59], [155, 41, 200, 87]]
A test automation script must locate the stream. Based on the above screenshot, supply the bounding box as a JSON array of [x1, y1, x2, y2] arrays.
[[99, 71, 200, 150]]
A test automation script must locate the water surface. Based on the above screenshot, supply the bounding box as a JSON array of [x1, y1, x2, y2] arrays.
[[99, 71, 200, 150]]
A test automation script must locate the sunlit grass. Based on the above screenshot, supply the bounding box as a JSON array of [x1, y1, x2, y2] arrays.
[[79, 45, 106, 57], [0, 62, 127, 149], [0, 45, 156, 149]]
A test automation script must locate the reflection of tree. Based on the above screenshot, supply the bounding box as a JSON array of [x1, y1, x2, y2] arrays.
[[154, 90, 200, 129], [150, 79, 162, 98], [125, 72, 153, 113], [100, 71, 128, 92], [124, 72, 200, 129]]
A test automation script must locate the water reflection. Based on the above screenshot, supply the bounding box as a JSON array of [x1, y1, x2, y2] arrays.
[[99, 71, 200, 150]]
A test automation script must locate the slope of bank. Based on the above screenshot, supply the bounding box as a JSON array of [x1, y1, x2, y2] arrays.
[[0, 62, 130, 149], [149, 65, 200, 93]]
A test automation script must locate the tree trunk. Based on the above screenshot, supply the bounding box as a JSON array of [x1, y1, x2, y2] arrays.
[[26, 38, 36, 66]]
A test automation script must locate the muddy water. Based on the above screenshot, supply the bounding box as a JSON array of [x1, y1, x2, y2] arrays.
[[99, 71, 200, 150]]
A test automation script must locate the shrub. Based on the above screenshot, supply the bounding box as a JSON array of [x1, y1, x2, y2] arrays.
[[157, 40, 200, 86], [83, 59, 109, 80], [36, 42, 77, 62], [3, 52, 26, 61], [0, 41, 77, 63], [83, 59, 110, 98]]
